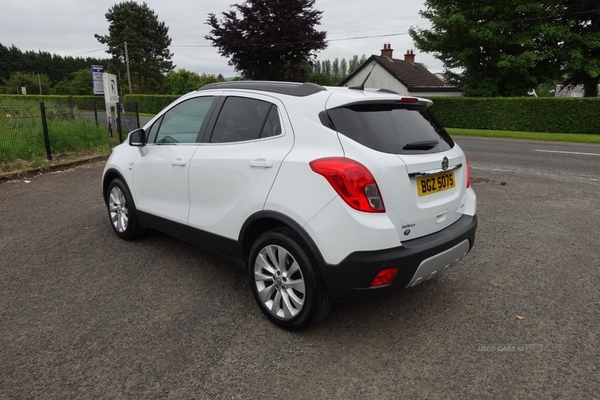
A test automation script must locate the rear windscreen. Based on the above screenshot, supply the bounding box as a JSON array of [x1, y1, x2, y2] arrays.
[[324, 104, 454, 154]]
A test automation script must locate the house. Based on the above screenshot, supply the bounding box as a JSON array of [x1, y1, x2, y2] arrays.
[[554, 85, 584, 97], [341, 44, 462, 97]]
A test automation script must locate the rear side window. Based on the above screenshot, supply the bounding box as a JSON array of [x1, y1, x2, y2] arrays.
[[325, 105, 454, 154], [210, 97, 279, 143]]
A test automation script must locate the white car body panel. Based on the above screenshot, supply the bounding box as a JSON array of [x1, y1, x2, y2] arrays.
[[132, 144, 198, 224]]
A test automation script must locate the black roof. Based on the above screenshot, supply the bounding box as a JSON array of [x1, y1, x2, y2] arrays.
[[197, 81, 326, 97]]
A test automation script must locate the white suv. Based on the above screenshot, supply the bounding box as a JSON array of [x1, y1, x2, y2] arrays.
[[102, 81, 477, 330]]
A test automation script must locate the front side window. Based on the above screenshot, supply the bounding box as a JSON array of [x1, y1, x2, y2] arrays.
[[210, 97, 280, 143], [152, 96, 214, 144]]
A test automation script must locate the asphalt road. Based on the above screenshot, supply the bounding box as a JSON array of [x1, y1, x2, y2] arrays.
[[1, 138, 599, 399]]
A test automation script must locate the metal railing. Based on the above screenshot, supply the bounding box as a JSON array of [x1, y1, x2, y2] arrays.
[[0, 100, 139, 169]]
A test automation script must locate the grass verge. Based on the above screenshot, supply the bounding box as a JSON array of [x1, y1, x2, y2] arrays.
[[1, 104, 117, 173], [447, 128, 600, 144]]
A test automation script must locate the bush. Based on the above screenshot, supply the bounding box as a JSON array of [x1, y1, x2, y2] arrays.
[[0, 94, 100, 104], [428, 97, 600, 134]]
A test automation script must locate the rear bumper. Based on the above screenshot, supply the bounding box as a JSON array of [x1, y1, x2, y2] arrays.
[[319, 214, 478, 302]]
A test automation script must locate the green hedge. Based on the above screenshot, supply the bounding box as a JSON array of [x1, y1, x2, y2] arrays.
[[19, 93, 592, 135], [428, 97, 600, 134], [124, 94, 179, 114], [0, 95, 101, 104]]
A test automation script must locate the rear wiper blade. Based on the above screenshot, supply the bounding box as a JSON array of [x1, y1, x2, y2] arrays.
[[402, 140, 439, 150]]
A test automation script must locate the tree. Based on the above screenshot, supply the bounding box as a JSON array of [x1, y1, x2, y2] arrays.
[[309, 55, 366, 85], [95, 1, 174, 93], [161, 69, 223, 95], [0, 43, 110, 86], [52, 69, 95, 95], [409, 1, 568, 96], [560, 0, 600, 97], [2, 72, 51, 95], [205, 0, 327, 81]]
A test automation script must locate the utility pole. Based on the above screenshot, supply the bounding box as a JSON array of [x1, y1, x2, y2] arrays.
[[38, 73, 43, 95], [124, 41, 133, 94]]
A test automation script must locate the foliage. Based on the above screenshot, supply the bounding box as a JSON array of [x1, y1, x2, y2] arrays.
[[0, 95, 100, 104], [428, 97, 600, 134], [52, 69, 96, 95], [1, 72, 52, 95], [410, 1, 568, 97], [0, 100, 110, 166], [95, 1, 174, 93], [559, 0, 600, 97], [0, 43, 110, 85], [309, 55, 367, 85], [206, 0, 327, 81], [161, 69, 224, 95]]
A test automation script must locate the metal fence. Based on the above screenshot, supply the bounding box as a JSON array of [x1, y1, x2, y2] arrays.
[[0, 100, 139, 169]]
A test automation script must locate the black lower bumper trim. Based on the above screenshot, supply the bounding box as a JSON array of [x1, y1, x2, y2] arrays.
[[319, 215, 478, 302]]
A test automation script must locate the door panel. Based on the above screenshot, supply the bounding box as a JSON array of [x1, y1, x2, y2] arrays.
[[133, 145, 199, 224], [132, 96, 215, 225], [188, 95, 293, 243]]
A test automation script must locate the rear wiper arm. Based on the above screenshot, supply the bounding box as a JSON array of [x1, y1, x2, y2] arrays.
[[402, 140, 439, 150]]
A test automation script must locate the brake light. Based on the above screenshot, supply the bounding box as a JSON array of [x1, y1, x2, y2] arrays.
[[397, 97, 418, 103], [309, 157, 385, 213], [466, 157, 471, 188]]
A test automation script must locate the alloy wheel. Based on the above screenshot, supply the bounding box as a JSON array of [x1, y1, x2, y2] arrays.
[[254, 245, 306, 320], [109, 186, 129, 233]]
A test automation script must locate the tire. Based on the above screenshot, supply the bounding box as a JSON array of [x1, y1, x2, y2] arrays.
[[248, 228, 333, 330], [106, 178, 144, 240]]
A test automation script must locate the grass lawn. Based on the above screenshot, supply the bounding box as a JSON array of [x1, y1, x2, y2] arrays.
[[447, 128, 600, 144]]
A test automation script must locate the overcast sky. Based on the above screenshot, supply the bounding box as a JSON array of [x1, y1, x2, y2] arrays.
[[0, 0, 440, 78]]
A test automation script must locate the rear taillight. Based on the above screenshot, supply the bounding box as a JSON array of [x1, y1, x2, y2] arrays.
[[466, 157, 471, 188], [309, 157, 385, 213]]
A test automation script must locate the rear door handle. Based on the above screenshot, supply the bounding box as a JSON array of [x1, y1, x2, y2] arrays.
[[249, 159, 273, 168], [172, 158, 187, 166]]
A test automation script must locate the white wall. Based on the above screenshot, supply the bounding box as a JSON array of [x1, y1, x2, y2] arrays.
[[345, 61, 462, 97], [345, 62, 410, 95]]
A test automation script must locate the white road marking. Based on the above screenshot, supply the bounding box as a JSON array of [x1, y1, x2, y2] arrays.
[[471, 167, 514, 172], [534, 149, 600, 157]]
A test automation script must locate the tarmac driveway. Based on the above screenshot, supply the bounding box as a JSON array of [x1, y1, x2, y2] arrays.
[[0, 152, 598, 399]]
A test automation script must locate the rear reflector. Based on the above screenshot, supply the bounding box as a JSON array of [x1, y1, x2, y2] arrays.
[[466, 157, 471, 188], [370, 267, 399, 287]]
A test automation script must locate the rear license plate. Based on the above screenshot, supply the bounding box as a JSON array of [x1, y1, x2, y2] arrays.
[[417, 171, 455, 197]]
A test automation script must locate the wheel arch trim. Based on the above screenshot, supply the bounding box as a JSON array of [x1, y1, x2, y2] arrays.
[[102, 168, 128, 202], [239, 211, 326, 269]]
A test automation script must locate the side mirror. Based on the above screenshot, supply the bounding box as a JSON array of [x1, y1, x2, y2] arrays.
[[128, 128, 147, 147]]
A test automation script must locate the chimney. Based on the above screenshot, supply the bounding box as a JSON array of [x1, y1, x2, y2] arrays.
[[404, 49, 415, 63], [380, 43, 394, 58]]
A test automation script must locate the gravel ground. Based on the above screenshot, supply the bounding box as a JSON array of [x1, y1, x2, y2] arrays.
[[0, 159, 598, 399]]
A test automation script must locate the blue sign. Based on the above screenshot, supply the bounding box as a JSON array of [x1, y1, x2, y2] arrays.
[[91, 65, 104, 95]]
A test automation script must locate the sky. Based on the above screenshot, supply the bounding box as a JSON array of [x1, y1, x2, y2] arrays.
[[0, 0, 441, 78]]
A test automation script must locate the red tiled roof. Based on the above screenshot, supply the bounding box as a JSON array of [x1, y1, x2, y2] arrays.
[[341, 54, 455, 90]]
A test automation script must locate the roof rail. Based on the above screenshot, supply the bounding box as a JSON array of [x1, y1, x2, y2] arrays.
[[197, 81, 326, 97]]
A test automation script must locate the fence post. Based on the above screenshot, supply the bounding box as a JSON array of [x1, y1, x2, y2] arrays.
[[40, 102, 52, 161], [93, 101, 99, 126], [116, 102, 123, 143]]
